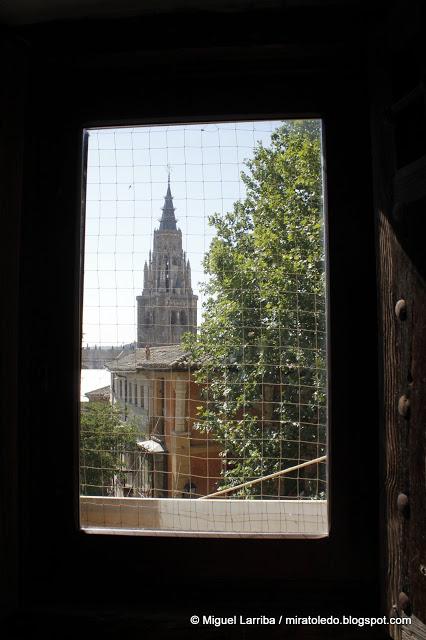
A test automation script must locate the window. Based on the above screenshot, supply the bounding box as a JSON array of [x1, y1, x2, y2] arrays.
[[13, 5, 386, 623], [80, 119, 328, 537]]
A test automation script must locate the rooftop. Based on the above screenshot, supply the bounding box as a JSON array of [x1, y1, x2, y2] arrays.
[[84, 385, 111, 400], [105, 344, 191, 372]]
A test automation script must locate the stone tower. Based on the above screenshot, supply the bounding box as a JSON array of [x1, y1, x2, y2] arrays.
[[137, 176, 198, 347]]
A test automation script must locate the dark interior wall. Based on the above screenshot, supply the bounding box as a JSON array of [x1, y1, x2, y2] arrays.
[[0, 3, 395, 636], [0, 36, 27, 618]]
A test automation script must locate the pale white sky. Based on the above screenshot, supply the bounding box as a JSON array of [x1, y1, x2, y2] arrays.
[[83, 120, 285, 346]]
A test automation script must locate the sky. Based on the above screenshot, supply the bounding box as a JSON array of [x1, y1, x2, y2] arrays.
[[83, 120, 287, 347]]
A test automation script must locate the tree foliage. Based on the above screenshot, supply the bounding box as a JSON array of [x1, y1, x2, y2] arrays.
[[80, 402, 139, 496], [184, 120, 326, 498]]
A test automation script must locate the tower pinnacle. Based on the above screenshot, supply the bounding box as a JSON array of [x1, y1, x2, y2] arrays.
[[136, 176, 198, 347], [159, 174, 177, 231]]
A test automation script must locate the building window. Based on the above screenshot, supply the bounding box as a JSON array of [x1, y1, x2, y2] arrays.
[[80, 119, 327, 537]]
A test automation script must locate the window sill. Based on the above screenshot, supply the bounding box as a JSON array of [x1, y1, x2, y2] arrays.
[[80, 496, 328, 538]]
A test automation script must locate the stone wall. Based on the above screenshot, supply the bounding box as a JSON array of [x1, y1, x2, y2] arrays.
[[81, 346, 125, 369]]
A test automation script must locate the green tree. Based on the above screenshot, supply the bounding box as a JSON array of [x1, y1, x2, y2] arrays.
[[80, 402, 139, 496], [184, 120, 326, 498]]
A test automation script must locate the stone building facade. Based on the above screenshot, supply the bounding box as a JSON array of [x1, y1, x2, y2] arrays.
[[136, 177, 198, 347], [107, 345, 221, 498]]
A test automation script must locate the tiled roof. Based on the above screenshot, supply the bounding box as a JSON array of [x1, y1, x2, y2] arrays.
[[105, 344, 193, 372], [85, 385, 111, 399]]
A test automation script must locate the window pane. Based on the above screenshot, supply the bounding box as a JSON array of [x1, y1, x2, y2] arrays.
[[80, 120, 328, 537]]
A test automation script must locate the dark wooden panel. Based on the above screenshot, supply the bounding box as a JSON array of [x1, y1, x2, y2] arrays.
[[403, 616, 426, 640], [371, 2, 426, 636], [407, 206, 426, 619]]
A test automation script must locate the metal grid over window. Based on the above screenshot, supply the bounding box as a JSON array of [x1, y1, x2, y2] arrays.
[[80, 120, 327, 536]]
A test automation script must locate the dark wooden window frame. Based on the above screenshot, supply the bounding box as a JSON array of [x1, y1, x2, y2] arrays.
[[16, 10, 382, 620]]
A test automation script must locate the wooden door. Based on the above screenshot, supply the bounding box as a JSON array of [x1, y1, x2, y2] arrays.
[[371, 2, 426, 638]]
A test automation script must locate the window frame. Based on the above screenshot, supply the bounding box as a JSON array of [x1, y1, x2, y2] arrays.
[[17, 13, 380, 612]]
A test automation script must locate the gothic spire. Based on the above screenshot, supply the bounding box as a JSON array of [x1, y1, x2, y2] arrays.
[[159, 173, 177, 231]]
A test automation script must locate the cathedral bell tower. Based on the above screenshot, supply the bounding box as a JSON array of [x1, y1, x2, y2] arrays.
[[137, 176, 198, 347]]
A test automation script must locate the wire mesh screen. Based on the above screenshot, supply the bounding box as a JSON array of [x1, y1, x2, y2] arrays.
[[80, 120, 327, 536]]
